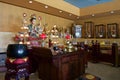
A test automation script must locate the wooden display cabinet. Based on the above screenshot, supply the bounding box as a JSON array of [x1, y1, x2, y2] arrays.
[[107, 23, 118, 38], [95, 24, 106, 38], [84, 22, 94, 38]]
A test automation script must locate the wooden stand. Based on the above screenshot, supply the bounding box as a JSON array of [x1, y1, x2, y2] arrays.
[[5, 58, 29, 80]]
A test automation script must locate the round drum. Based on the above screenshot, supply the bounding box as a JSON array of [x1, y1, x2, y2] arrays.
[[7, 44, 28, 58]]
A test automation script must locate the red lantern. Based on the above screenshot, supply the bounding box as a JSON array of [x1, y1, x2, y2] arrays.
[[39, 33, 47, 40], [65, 34, 70, 40]]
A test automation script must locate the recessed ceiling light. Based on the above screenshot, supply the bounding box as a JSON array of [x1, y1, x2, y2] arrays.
[[77, 16, 80, 19], [29, 0, 33, 3], [110, 11, 114, 14], [92, 14, 95, 16], [69, 14, 72, 16], [59, 11, 63, 13], [45, 5, 48, 8]]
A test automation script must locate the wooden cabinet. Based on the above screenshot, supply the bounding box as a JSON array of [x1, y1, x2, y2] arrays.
[[84, 22, 94, 38], [29, 47, 86, 80], [72, 25, 82, 38], [95, 24, 106, 38], [107, 23, 118, 38], [83, 21, 119, 38]]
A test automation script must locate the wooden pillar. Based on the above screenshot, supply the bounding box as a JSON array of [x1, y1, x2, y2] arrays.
[[92, 43, 100, 63], [112, 43, 119, 67]]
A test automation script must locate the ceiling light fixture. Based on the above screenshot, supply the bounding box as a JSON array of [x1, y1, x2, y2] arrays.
[[59, 11, 63, 13], [69, 14, 72, 16], [45, 5, 48, 8], [29, 0, 33, 3], [77, 16, 80, 19], [92, 14, 95, 16], [110, 11, 114, 14]]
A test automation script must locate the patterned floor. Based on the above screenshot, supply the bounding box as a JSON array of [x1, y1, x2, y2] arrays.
[[0, 62, 120, 80]]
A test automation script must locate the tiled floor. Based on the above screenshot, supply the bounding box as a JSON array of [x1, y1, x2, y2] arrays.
[[0, 62, 120, 80], [86, 62, 120, 80]]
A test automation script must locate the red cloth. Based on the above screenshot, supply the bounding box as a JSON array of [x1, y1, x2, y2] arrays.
[[6, 57, 28, 64]]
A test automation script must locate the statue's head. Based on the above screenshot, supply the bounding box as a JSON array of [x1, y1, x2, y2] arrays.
[[30, 14, 36, 25]]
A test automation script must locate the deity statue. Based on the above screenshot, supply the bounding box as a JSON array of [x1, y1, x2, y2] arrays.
[[27, 15, 43, 38], [27, 17, 38, 38]]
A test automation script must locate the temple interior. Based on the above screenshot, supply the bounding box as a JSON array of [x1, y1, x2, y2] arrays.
[[0, 0, 120, 80]]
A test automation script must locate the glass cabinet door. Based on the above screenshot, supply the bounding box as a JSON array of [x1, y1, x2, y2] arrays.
[[95, 24, 106, 38], [72, 25, 82, 38], [84, 22, 94, 38], [107, 23, 118, 38]]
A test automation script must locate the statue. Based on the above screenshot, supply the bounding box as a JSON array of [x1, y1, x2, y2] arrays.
[[27, 15, 39, 38]]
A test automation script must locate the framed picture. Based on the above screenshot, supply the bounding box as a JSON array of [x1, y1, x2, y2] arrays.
[[84, 21, 94, 38], [95, 24, 106, 38], [107, 23, 118, 38]]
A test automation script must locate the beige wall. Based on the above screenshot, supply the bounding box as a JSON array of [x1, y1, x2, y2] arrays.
[[0, 2, 74, 32], [75, 14, 120, 44], [80, 0, 120, 16], [0, 2, 74, 49]]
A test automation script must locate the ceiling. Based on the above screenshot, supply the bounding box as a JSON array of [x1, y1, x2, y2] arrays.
[[64, 0, 112, 8], [0, 0, 118, 20]]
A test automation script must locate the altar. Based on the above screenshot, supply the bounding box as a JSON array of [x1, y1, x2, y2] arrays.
[[29, 47, 86, 80]]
